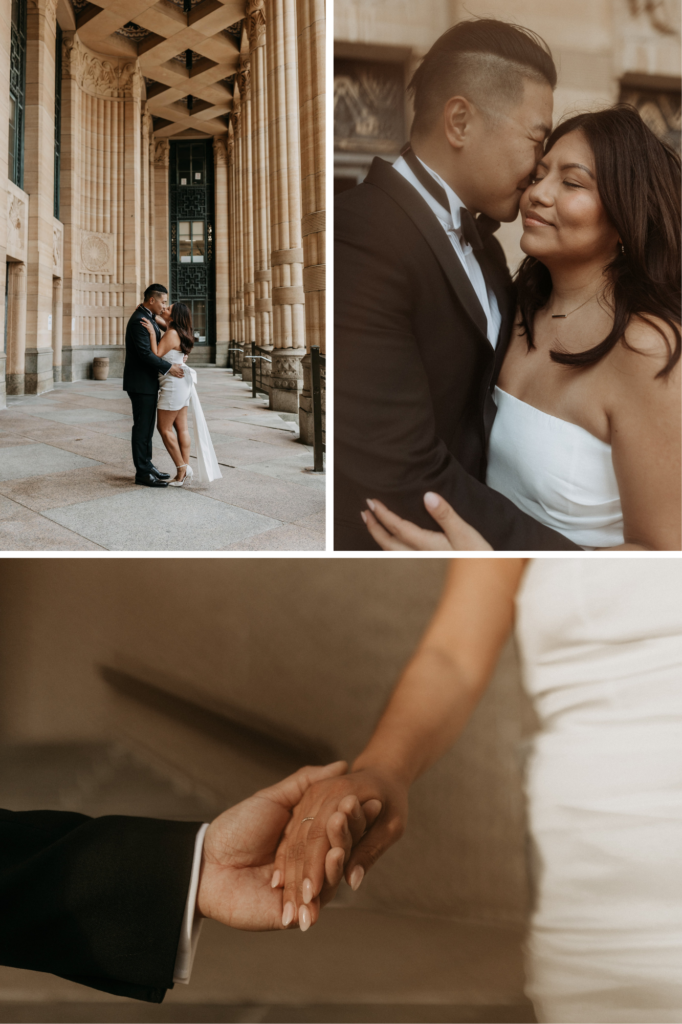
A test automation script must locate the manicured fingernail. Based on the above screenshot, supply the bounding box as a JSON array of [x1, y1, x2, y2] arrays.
[[350, 866, 365, 891], [299, 905, 311, 932], [424, 492, 439, 510], [366, 498, 375, 511], [360, 511, 367, 523], [271, 870, 281, 889], [302, 878, 314, 904], [282, 901, 295, 927]]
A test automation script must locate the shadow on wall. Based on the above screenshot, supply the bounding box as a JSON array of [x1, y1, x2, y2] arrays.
[[0, 559, 536, 926]]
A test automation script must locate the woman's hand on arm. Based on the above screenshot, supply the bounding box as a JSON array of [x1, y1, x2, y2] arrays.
[[362, 494, 493, 550]]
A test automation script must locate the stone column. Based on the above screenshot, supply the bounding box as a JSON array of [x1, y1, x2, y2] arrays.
[[247, 0, 272, 387], [123, 68, 143, 321], [153, 138, 170, 292], [6, 262, 28, 394], [140, 108, 151, 286], [51, 274, 62, 381], [59, 31, 81, 381], [23, 0, 59, 394], [297, 0, 325, 442], [239, 47, 255, 380], [232, 83, 244, 366], [0, 0, 10, 406], [266, 0, 305, 413], [213, 135, 229, 366]]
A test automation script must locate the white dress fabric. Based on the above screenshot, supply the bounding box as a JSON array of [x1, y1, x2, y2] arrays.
[[157, 349, 192, 410], [515, 559, 682, 1023], [487, 386, 624, 548]]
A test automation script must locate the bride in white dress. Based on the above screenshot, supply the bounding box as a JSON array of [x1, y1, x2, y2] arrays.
[[361, 106, 680, 551], [275, 559, 682, 1023], [141, 302, 222, 487]]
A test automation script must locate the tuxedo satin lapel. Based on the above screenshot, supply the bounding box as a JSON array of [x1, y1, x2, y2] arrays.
[[366, 158, 489, 342]]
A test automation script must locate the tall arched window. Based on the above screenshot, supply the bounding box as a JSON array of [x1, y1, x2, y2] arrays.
[[8, 0, 27, 188]]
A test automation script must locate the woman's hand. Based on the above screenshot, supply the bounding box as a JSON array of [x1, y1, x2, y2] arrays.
[[139, 316, 159, 356], [362, 494, 493, 551], [273, 766, 409, 930]]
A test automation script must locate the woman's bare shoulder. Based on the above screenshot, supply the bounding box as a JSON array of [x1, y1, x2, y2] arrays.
[[611, 314, 680, 391], [160, 327, 181, 351]]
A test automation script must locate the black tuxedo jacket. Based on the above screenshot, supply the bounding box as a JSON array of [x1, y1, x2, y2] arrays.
[[123, 306, 172, 395], [334, 157, 578, 551], [0, 808, 200, 1003]]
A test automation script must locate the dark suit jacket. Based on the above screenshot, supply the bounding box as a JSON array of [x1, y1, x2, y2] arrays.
[[0, 808, 200, 1003], [334, 157, 579, 551], [123, 306, 172, 395]]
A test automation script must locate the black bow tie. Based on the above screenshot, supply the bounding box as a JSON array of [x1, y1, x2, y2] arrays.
[[401, 145, 500, 251]]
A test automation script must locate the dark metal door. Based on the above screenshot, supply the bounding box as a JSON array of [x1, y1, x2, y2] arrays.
[[169, 140, 216, 353]]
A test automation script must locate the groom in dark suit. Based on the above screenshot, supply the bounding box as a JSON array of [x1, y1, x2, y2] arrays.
[[123, 283, 185, 488], [335, 19, 579, 551]]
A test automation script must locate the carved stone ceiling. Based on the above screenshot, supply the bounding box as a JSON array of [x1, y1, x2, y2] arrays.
[[74, 0, 245, 136]]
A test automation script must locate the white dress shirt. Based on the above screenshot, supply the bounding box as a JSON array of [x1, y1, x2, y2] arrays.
[[392, 153, 502, 348], [173, 822, 209, 984]]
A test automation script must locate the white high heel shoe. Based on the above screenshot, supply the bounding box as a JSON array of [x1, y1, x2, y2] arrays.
[[168, 464, 193, 487]]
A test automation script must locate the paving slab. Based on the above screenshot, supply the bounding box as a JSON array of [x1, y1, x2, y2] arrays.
[[0, 462, 134, 512], [225, 523, 324, 550], [0, 443, 101, 481], [42, 487, 282, 551], [204, 468, 326, 523], [239, 456, 325, 490], [17, 407, 129, 425], [0, 507, 104, 550]]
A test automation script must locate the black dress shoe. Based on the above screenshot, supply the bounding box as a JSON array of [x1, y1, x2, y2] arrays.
[[135, 472, 168, 488], [150, 466, 171, 480]]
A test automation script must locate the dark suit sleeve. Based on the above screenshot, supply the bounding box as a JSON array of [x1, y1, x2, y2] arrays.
[[130, 318, 172, 376], [0, 809, 201, 1003], [335, 191, 579, 551]]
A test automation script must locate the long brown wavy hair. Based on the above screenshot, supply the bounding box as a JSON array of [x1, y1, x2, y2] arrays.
[[515, 105, 681, 378], [170, 302, 194, 356]]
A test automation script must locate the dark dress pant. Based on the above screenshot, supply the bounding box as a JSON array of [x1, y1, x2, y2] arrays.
[[127, 391, 157, 474]]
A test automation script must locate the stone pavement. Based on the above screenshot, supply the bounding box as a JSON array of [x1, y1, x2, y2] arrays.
[[0, 369, 325, 551]]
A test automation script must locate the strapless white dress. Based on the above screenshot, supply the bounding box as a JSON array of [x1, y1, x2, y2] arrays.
[[516, 559, 682, 1023], [487, 386, 623, 548], [158, 349, 192, 410]]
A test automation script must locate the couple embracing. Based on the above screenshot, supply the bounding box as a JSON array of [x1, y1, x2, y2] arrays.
[[335, 18, 681, 551], [122, 283, 222, 489]]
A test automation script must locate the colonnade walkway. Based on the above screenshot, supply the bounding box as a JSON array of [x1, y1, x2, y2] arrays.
[[0, 370, 325, 551]]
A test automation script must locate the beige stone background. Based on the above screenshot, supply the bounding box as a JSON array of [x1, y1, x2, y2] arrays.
[[334, 0, 681, 270]]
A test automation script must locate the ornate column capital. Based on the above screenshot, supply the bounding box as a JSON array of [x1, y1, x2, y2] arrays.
[[154, 138, 170, 167], [61, 35, 142, 98], [628, 0, 677, 34], [246, 0, 266, 48], [213, 136, 228, 166], [238, 52, 252, 100]]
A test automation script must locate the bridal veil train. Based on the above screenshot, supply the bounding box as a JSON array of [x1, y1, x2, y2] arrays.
[[183, 364, 222, 486]]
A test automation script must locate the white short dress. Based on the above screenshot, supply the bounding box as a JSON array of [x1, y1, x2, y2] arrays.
[[157, 349, 192, 411]]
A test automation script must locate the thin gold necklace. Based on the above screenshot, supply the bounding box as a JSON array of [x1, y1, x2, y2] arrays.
[[550, 292, 600, 319]]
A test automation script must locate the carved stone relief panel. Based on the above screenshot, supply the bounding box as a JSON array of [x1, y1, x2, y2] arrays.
[[6, 182, 29, 261], [334, 58, 405, 156], [80, 231, 115, 275], [621, 85, 681, 150]]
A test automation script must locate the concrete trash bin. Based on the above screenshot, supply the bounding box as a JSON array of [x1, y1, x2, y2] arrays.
[[92, 356, 109, 381]]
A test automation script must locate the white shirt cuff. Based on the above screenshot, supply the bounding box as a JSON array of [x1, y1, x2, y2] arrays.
[[173, 822, 209, 985]]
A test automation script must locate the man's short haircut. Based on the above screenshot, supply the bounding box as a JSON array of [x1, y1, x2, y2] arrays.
[[144, 283, 168, 301], [409, 18, 557, 137]]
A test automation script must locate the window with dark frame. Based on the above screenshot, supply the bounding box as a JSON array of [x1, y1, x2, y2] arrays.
[[8, 0, 27, 188]]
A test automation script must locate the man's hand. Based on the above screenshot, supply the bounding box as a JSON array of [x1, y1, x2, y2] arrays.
[[272, 766, 409, 930], [169, 365, 184, 378], [196, 761, 350, 931]]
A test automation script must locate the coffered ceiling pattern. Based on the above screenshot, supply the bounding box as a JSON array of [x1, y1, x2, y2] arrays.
[[73, 0, 245, 136]]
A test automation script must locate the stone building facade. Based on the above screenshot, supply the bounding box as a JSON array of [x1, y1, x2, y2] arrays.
[[0, 0, 325, 439], [335, 0, 680, 267]]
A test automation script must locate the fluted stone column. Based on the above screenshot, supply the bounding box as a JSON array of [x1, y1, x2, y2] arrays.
[[123, 70, 143, 321], [266, 0, 306, 413], [247, 0, 272, 391], [226, 123, 238, 360], [52, 275, 63, 381], [239, 47, 255, 381], [59, 30, 81, 380], [0, 0, 10, 406], [6, 262, 28, 394], [23, 0, 59, 394], [213, 135, 229, 366], [153, 139, 170, 292], [232, 82, 245, 366], [297, 0, 325, 442]]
